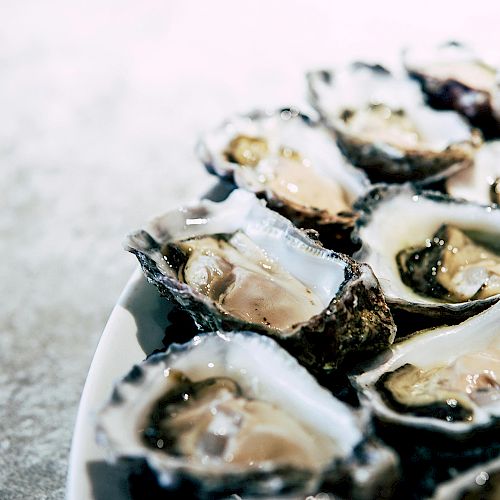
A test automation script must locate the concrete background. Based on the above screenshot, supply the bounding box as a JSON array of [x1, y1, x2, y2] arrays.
[[1, 1, 499, 498]]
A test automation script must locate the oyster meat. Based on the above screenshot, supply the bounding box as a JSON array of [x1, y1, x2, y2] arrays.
[[163, 231, 324, 330], [447, 140, 500, 205], [197, 108, 370, 249], [376, 341, 500, 423], [97, 332, 399, 499], [126, 189, 396, 376], [144, 374, 336, 471], [307, 63, 479, 183], [397, 224, 500, 302], [352, 183, 500, 320], [353, 300, 500, 437], [404, 41, 500, 139]]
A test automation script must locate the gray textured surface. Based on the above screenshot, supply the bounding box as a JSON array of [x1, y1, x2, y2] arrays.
[[2, 1, 500, 499]]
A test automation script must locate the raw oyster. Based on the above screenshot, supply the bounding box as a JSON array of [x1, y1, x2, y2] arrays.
[[125, 189, 396, 375], [396, 224, 500, 303], [353, 301, 500, 439], [404, 41, 500, 139], [97, 332, 399, 499], [447, 140, 500, 205], [352, 183, 500, 320], [197, 108, 370, 250], [307, 63, 479, 183]]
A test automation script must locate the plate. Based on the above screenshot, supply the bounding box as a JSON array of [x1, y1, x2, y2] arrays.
[[66, 269, 173, 500]]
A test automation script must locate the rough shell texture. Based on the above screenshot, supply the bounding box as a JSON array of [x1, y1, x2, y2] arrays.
[[197, 107, 371, 252], [333, 128, 475, 184], [352, 183, 500, 321], [97, 331, 399, 499], [307, 63, 479, 184], [125, 190, 396, 376]]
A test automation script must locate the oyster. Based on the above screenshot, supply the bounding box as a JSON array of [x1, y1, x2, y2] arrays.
[[396, 224, 500, 303], [307, 63, 479, 183], [404, 41, 500, 139], [353, 300, 500, 439], [352, 183, 500, 320], [125, 189, 396, 376], [447, 140, 500, 205], [97, 332, 399, 499], [197, 108, 370, 250]]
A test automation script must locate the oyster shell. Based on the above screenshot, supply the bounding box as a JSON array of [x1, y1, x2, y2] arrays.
[[307, 63, 479, 183], [446, 140, 500, 205], [352, 183, 500, 321], [404, 41, 500, 139], [197, 108, 371, 250], [353, 301, 500, 439], [97, 332, 399, 499], [125, 189, 396, 376]]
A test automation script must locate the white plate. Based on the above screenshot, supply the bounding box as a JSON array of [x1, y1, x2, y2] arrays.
[[66, 269, 174, 500]]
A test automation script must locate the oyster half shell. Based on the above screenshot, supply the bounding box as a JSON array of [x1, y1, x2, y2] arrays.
[[404, 41, 500, 139], [125, 189, 396, 375], [197, 108, 371, 251], [97, 332, 399, 499], [353, 301, 500, 439], [307, 63, 479, 183], [352, 183, 500, 321]]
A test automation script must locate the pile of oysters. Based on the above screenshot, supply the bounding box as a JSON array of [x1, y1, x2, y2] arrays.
[[97, 42, 500, 499]]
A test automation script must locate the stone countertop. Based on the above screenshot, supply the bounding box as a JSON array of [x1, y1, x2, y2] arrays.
[[1, 2, 499, 499]]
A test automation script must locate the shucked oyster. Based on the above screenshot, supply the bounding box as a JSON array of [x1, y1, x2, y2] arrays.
[[307, 63, 479, 183], [125, 189, 396, 375], [353, 301, 500, 438], [163, 232, 324, 331], [352, 183, 500, 320], [97, 332, 399, 499], [447, 140, 500, 205], [404, 41, 500, 139], [197, 108, 370, 250], [397, 224, 500, 303]]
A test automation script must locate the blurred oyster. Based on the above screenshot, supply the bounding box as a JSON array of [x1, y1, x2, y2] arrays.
[[353, 301, 500, 438], [404, 41, 500, 139], [197, 108, 370, 250], [307, 63, 479, 183], [97, 332, 399, 499], [352, 183, 500, 320], [447, 140, 500, 205], [125, 189, 396, 375]]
